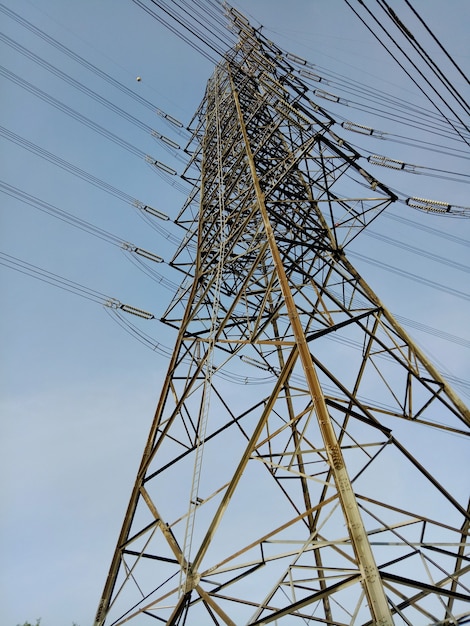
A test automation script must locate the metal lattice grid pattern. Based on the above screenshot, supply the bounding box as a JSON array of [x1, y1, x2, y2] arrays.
[[95, 9, 470, 626]]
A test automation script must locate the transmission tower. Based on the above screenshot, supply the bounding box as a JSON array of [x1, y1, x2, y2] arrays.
[[95, 8, 470, 626]]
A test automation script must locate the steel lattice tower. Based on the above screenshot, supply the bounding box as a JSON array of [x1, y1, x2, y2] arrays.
[[95, 9, 470, 626]]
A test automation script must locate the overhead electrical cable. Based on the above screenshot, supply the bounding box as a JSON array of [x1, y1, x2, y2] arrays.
[[0, 252, 156, 321], [10, 4, 458, 156], [172, 0, 232, 49], [0, 65, 149, 159], [103, 307, 173, 355], [0, 65, 189, 193], [383, 211, 470, 248], [378, 128, 470, 163], [0, 181, 165, 264], [349, 251, 470, 301], [124, 254, 180, 291], [130, 0, 223, 64], [0, 251, 112, 305], [344, 126, 470, 162], [0, 182, 130, 247], [0, 31, 157, 135], [0, 126, 137, 204], [297, 75, 470, 144], [6, 0, 463, 171], [364, 229, 470, 275], [2, 1, 468, 391], [10, 0, 466, 160], [0, 126, 181, 244], [341, 0, 470, 147], [2, 250, 467, 396], [258, 32, 469, 161], [361, 150, 470, 183], [321, 92, 468, 145], [298, 61, 468, 137], [368, 159, 470, 185], [262, 21, 469, 143], [393, 314, 470, 350], [158, 0, 233, 52], [9, 0, 465, 165], [373, 0, 470, 116], [403, 0, 470, 87], [0, 181, 183, 291], [321, 94, 470, 147], [348, 0, 470, 128], [0, 2, 187, 133], [193, 0, 228, 32]]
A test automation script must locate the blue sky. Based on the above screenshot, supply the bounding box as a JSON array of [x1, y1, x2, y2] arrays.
[[0, 1, 469, 625]]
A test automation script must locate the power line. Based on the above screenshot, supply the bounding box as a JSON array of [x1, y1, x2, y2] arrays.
[[0, 125, 182, 244], [349, 250, 470, 301], [0, 2, 187, 129], [299, 74, 470, 145], [0, 124, 138, 202], [374, 0, 470, 116], [0, 31, 155, 134], [130, 0, 223, 64], [0, 180, 165, 263], [0, 251, 156, 319], [364, 229, 470, 275], [0, 64, 149, 159], [341, 0, 470, 147], [403, 0, 470, 87], [0, 251, 111, 304], [2, 250, 467, 395], [2, 1, 468, 371], [2, 196, 467, 353], [383, 211, 470, 248]]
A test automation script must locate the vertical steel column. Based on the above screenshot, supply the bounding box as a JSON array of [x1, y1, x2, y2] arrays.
[[229, 68, 395, 626]]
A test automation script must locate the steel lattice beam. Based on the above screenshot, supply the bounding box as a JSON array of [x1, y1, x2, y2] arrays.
[[95, 8, 470, 626]]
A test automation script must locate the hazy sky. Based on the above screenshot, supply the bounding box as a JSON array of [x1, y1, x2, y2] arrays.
[[1, 1, 469, 625]]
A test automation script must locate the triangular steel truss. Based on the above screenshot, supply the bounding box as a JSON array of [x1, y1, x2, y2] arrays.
[[95, 8, 470, 626]]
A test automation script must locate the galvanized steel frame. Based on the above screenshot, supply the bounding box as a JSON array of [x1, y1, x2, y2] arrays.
[[95, 10, 470, 626]]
